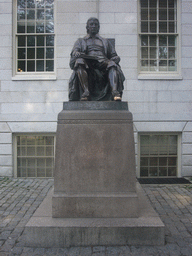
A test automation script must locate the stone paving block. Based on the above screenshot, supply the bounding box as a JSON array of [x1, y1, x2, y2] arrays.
[[92, 246, 106, 253], [0, 231, 11, 240], [57, 248, 69, 256], [106, 246, 131, 255], [9, 246, 23, 255]]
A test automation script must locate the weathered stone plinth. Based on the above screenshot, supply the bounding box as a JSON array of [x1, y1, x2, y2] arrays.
[[23, 102, 165, 247], [52, 102, 138, 218]]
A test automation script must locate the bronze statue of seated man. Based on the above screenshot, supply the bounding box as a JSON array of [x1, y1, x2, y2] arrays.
[[69, 17, 125, 101]]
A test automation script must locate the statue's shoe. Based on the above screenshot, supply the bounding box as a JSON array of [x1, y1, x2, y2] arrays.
[[114, 95, 122, 101], [80, 91, 90, 101], [112, 90, 122, 101]]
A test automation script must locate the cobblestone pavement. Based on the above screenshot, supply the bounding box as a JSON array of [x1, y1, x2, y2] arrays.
[[0, 177, 192, 256]]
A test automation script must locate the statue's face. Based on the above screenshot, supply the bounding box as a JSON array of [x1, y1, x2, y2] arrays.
[[87, 19, 100, 35]]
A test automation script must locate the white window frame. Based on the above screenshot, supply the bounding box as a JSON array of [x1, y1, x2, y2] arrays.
[[137, 132, 181, 178], [137, 0, 182, 80], [12, 0, 56, 81], [13, 133, 56, 178]]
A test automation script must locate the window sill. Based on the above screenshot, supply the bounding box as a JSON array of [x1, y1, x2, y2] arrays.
[[138, 73, 183, 80], [12, 73, 57, 81]]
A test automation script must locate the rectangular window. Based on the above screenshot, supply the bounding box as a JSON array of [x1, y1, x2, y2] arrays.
[[13, 0, 55, 78], [139, 0, 180, 78], [16, 135, 55, 177], [140, 134, 178, 177]]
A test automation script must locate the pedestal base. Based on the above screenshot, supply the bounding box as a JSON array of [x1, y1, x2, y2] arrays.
[[23, 183, 165, 247]]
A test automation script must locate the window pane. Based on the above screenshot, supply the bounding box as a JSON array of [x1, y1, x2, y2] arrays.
[[141, 157, 149, 166], [46, 48, 54, 59], [46, 158, 53, 167], [18, 61, 26, 72], [28, 159, 35, 168], [141, 35, 148, 46], [159, 47, 167, 59], [46, 168, 53, 177], [168, 36, 176, 46], [141, 47, 148, 58], [46, 9, 54, 20], [159, 22, 167, 32], [37, 48, 44, 59], [27, 36, 35, 46], [46, 0, 54, 8], [18, 48, 26, 59], [37, 36, 45, 46], [168, 60, 176, 71], [37, 0, 45, 8], [36, 22, 45, 33], [149, 167, 158, 176], [150, 9, 156, 20], [37, 60, 44, 71], [37, 169, 45, 177], [27, 21, 35, 33], [169, 22, 175, 33], [149, 36, 156, 46], [27, 48, 35, 59], [46, 35, 54, 46], [37, 9, 45, 20], [150, 22, 156, 32], [168, 167, 176, 176], [27, 61, 35, 71], [150, 47, 156, 58], [141, 22, 148, 33], [141, 9, 148, 20], [159, 157, 167, 166], [149, 0, 157, 8], [27, 0, 35, 8], [150, 60, 157, 71], [169, 9, 175, 20], [17, 22, 25, 33], [159, 9, 167, 20], [159, 36, 167, 46], [168, 157, 177, 165], [17, 0, 26, 8], [37, 159, 45, 167], [46, 147, 53, 156], [27, 10, 35, 20], [27, 147, 35, 156], [168, 0, 175, 8], [141, 60, 148, 70], [141, 0, 148, 8], [159, 0, 167, 8], [46, 21, 54, 33], [168, 47, 175, 58], [17, 9, 25, 20], [18, 36, 26, 46], [140, 168, 148, 177], [37, 147, 45, 156], [150, 157, 158, 166], [46, 60, 54, 71], [46, 136, 54, 145], [159, 167, 167, 176], [27, 136, 36, 145]]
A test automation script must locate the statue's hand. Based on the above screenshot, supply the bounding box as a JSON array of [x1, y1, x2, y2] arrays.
[[110, 56, 120, 64], [74, 52, 82, 58]]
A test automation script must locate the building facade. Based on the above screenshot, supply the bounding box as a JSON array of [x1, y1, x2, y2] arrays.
[[0, 0, 192, 178]]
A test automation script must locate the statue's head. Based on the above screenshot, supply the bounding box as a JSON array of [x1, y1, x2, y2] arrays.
[[86, 17, 100, 35]]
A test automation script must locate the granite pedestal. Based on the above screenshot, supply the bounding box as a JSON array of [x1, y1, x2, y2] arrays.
[[53, 102, 138, 218], [24, 102, 165, 247]]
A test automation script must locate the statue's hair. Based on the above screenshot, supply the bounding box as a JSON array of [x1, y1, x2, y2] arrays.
[[86, 17, 100, 33]]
